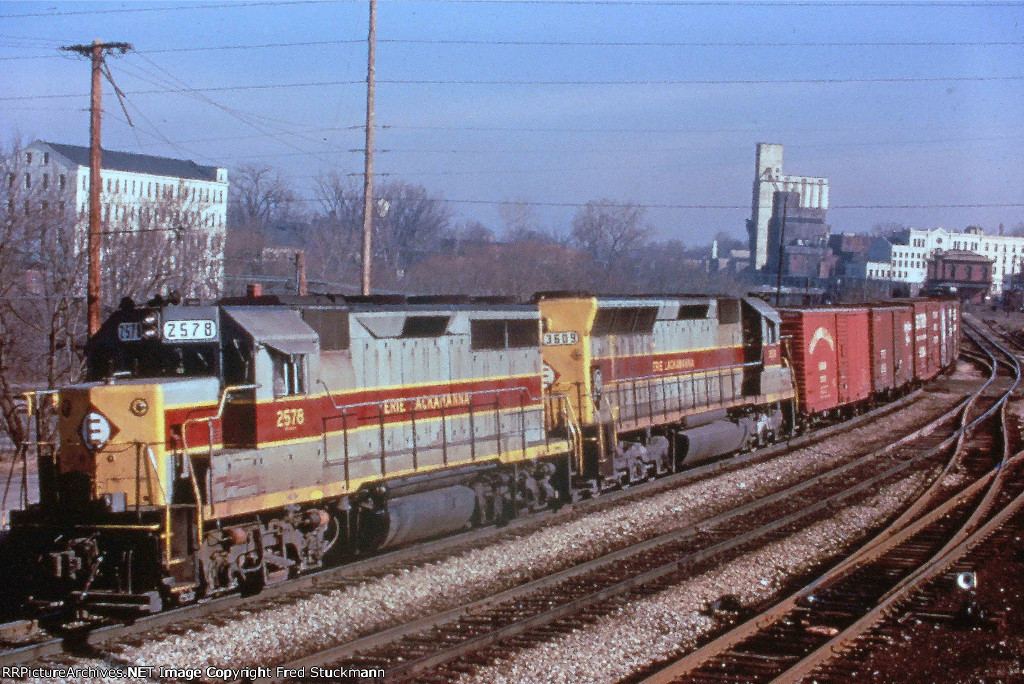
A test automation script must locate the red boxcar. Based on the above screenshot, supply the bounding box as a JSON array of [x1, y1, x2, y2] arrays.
[[869, 304, 915, 394], [868, 308, 895, 393], [892, 304, 916, 388], [939, 299, 960, 367], [781, 307, 872, 415]]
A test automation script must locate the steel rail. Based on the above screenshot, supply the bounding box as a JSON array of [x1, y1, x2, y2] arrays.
[[0, 386, 937, 669], [636, 320, 1018, 684], [773, 459, 1024, 683], [790, 323, 1009, 587]]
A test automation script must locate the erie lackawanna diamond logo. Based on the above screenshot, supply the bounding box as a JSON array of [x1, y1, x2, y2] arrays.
[[80, 407, 119, 450]]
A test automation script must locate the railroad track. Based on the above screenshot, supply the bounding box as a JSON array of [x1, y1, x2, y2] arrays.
[[235, 349, 998, 682], [0, 381, 946, 671], [634, 316, 1023, 684]]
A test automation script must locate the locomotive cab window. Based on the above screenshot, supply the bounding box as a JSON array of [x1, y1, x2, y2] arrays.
[[271, 350, 306, 397], [717, 299, 740, 325]]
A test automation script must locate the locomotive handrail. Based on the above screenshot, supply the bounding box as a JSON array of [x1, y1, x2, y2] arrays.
[[22, 388, 59, 417], [179, 383, 258, 541], [601, 359, 762, 387], [317, 379, 574, 479]]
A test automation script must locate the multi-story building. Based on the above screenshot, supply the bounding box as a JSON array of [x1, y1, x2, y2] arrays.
[[11, 140, 229, 294], [20, 140, 228, 234], [890, 226, 1017, 297], [746, 143, 829, 271], [925, 250, 992, 303]]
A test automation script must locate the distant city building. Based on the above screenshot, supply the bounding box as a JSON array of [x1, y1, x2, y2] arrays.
[[831, 234, 894, 281], [706, 239, 751, 274], [746, 143, 829, 271], [14, 140, 229, 290], [764, 190, 833, 278], [925, 249, 992, 303], [890, 226, 1019, 297]]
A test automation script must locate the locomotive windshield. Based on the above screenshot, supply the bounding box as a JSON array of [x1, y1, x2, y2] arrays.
[[90, 340, 220, 380], [87, 305, 223, 381]]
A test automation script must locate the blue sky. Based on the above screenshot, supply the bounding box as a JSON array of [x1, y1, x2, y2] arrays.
[[2, 0, 1023, 246]]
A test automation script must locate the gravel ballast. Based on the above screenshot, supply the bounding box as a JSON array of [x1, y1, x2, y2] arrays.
[[454, 474, 928, 684]]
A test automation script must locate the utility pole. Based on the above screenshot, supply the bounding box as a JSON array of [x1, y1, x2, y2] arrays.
[[295, 250, 308, 296], [61, 39, 131, 335], [774, 194, 789, 307], [360, 0, 377, 296]]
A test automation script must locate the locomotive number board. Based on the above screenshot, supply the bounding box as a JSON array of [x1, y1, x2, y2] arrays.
[[163, 319, 218, 342]]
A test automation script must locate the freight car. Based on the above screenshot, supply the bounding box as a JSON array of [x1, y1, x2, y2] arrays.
[[0, 293, 959, 617], [780, 298, 960, 417]]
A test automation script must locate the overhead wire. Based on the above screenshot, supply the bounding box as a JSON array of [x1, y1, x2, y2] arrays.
[[4, 37, 1024, 61], [5, 70, 1024, 103]]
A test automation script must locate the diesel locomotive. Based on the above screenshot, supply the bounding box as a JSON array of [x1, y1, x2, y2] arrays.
[[0, 292, 958, 616]]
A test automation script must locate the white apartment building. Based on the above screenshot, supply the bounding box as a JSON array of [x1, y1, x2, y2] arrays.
[[889, 226, 1017, 297], [19, 140, 228, 237]]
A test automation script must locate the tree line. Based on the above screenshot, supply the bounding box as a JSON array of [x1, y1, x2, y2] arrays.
[[227, 164, 741, 300]]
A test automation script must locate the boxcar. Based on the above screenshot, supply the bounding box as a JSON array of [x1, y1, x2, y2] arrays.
[[892, 304, 916, 388], [868, 305, 916, 395], [939, 299, 960, 367], [780, 307, 872, 415]]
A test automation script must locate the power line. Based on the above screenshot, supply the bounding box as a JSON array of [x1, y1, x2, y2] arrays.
[[5, 37, 1023, 61], [0, 1, 322, 19], [5, 73, 1024, 102], [279, 197, 1024, 210]]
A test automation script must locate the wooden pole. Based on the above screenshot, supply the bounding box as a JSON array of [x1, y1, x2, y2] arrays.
[[61, 40, 131, 335], [360, 0, 377, 296], [88, 40, 104, 335]]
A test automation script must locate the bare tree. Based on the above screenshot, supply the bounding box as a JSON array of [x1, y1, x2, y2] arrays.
[[227, 164, 298, 234], [871, 221, 908, 238], [0, 139, 86, 448], [569, 199, 651, 290], [305, 171, 363, 288], [372, 181, 453, 285], [103, 179, 224, 301], [225, 164, 303, 291], [404, 240, 587, 300]]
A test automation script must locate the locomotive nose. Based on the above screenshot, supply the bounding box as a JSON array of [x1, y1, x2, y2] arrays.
[[55, 382, 166, 509]]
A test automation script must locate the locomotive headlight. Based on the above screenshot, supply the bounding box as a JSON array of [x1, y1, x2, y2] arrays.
[[141, 312, 159, 339]]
